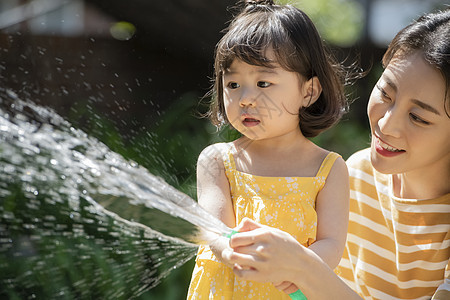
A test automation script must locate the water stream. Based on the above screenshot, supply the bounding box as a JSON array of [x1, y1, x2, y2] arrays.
[[0, 88, 231, 299]]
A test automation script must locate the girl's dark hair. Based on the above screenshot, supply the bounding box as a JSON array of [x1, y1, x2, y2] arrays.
[[207, 0, 348, 137], [383, 8, 450, 117]]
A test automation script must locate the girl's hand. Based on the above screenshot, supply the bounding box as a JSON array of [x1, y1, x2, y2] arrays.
[[223, 218, 307, 284]]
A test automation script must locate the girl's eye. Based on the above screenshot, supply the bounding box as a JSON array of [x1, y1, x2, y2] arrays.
[[410, 113, 430, 125], [227, 82, 240, 89], [376, 84, 391, 101], [257, 81, 271, 88]]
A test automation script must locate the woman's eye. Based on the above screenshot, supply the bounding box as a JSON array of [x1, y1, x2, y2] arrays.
[[410, 113, 430, 125], [227, 82, 240, 89], [376, 84, 391, 101], [257, 81, 271, 88]]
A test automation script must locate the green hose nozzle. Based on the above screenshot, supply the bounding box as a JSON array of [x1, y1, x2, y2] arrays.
[[224, 229, 239, 239], [289, 289, 307, 300]]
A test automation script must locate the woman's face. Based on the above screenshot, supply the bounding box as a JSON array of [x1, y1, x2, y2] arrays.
[[368, 52, 450, 175]]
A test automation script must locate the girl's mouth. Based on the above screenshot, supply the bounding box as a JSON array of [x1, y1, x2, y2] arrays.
[[242, 117, 260, 127]]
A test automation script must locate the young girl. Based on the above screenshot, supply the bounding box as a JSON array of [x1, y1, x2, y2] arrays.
[[188, 1, 350, 298], [224, 8, 450, 300]]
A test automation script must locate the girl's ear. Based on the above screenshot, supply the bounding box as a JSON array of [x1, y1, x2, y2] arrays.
[[301, 76, 322, 107]]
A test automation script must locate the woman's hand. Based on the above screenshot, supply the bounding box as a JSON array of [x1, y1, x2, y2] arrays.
[[223, 218, 306, 285], [274, 281, 299, 294], [224, 218, 361, 299]]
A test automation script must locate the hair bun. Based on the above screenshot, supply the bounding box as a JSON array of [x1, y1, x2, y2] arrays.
[[245, 0, 275, 6]]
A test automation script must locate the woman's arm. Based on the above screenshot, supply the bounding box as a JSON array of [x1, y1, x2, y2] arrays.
[[196, 143, 235, 265], [225, 219, 362, 300]]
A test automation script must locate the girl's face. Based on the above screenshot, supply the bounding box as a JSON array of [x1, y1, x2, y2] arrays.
[[222, 54, 309, 142], [368, 52, 450, 175]]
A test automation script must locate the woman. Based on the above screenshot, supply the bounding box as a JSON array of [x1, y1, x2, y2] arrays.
[[222, 8, 450, 299]]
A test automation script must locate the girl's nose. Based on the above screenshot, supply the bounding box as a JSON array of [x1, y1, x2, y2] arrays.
[[239, 87, 257, 107], [378, 108, 402, 138]]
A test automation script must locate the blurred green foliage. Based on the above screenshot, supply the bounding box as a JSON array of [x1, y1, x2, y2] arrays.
[[0, 182, 196, 300], [280, 0, 365, 46]]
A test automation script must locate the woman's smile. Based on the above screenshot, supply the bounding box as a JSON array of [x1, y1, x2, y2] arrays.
[[374, 135, 405, 157]]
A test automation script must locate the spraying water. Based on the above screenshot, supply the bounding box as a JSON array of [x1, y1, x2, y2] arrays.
[[0, 88, 232, 299]]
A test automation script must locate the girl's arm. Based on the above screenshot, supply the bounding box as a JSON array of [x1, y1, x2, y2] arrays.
[[276, 156, 350, 294], [226, 219, 361, 300], [196, 143, 235, 265], [308, 156, 349, 269]]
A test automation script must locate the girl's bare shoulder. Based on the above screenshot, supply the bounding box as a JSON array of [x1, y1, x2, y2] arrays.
[[198, 142, 233, 164]]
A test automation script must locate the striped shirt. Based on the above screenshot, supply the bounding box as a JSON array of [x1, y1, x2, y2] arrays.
[[337, 149, 450, 299]]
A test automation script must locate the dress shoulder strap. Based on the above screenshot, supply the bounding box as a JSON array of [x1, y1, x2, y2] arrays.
[[315, 152, 341, 178], [222, 143, 237, 177]]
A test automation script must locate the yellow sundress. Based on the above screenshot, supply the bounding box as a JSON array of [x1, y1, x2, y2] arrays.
[[187, 147, 340, 299]]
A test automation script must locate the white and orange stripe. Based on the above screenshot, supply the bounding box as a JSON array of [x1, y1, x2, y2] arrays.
[[336, 149, 450, 300]]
